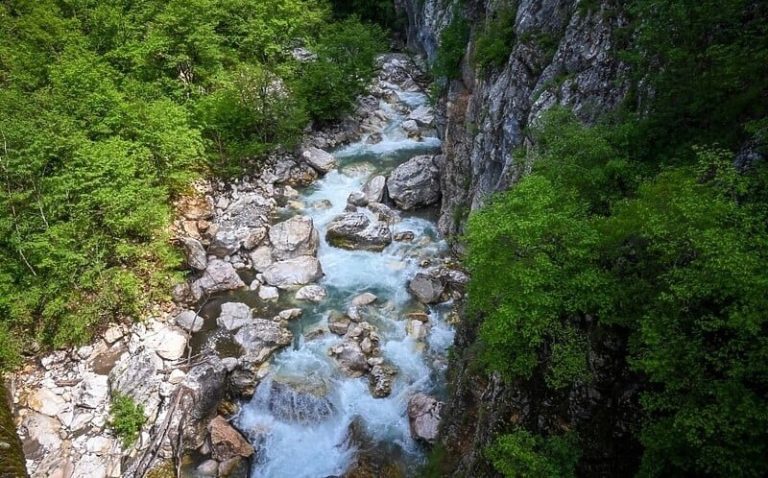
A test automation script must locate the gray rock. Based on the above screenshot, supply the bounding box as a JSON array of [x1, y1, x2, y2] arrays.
[[408, 272, 445, 304], [295, 284, 327, 303], [145, 326, 188, 361], [328, 311, 351, 336], [386, 155, 440, 210], [407, 393, 442, 443], [249, 245, 274, 272], [362, 175, 387, 203], [301, 147, 337, 174], [191, 259, 246, 301], [263, 256, 323, 289], [217, 302, 252, 331], [408, 105, 435, 126], [325, 212, 392, 251], [209, 227, 241, 258], [234, 320, 293, 363], [269, 216, 319, 260], [77, 373, 109, 409], [258, 285, 280, 301], [347, 191, 369, 207], [329, 340, 369, 377], [109, 349, 162, 420], [175, 310, 204, 333], [181, 237, 207, 271], [401, 119, 421, 136], [351, 292, 377, 306], [369, 364, 397, 398]]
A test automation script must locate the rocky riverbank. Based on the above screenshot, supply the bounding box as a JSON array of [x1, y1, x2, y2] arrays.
[[9, 54, 464, 478]]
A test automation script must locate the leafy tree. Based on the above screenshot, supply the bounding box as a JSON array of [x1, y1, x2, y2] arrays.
[[487, 430, 581, 478]]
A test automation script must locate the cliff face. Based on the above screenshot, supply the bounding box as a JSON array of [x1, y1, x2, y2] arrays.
[[396, 1, 639, 476], [399, 0, 629, 235]]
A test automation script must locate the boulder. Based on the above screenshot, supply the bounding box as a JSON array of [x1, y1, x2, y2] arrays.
[[249, 246, 274, 272], [401, 119, 420, 136], [406, 319, 429, 341], [217, 302, 252, 331], [328, 311, 351, 336], [351, 292, 377, 307], [278, 308, 303, 321], [77, 373, 109, 409], [347, 191, 369, 207], [362, 175, 387, 203], [369, 364, 397, 398], [295, 285, 327, 303], [191, 259, 246, 301], [180, 237, 207, 271], [408, 272, 445, 304], [408, 105, 435, 126], [394, 231, 416, 242], [269, 216, 319, 260], [234, 320, 293, 363], [208, 416, 254, 461], [325, 212, 392, 251], [329, 340, 369, 377], [301, 147, 337, 174], [145, 326, 188, 361], [386, 155, 440, 211], [258, 285, 280, 301], [109, 349, 162, 421], [175, 310, 204, 333], [263, 256, 323, 289], [407, 393, 442, 444], [209, 227, 241, 258]]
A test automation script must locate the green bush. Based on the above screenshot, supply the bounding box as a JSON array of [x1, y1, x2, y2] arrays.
[[110, 393, 146, 447], [487, 430, 580, 478], [433, 13, 470, 80], [473, 6, 517, 71]]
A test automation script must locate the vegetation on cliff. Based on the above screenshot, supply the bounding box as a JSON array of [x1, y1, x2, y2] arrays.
[[0, 0, 384, 371], [457, 0, 768, 476]]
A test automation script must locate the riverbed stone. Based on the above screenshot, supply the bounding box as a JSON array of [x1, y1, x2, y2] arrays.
[[180, 237, 207, 271], [109, 349, 162, 421], [269, 216, 319, 260], [191, 259, 246, 301], [145, 326, 188, 361], [209, 416, 254, 461], [328, 311, 351, 336], [301, 147, 337, 174], [329, 340, 370, 377], [249, 245, 274, 272], [369, 364, 397, 398], [263, 256, 323, 289], [326, 212, 392, 251], [258, 285, 280, 301], [217, 302, 252, 331], [408, 272, 445, 304], [234, 320, 293, 363], [407, 393, 442, 444], [362, 175, 387, 203], [386, 155, 441, 211], [175, 310, 204, 333], [77, 373, 109, 409], [351, 292, 377, 306], [295, 285, 327, 303], [408, 105, 435, 126], [347, 191, 368, 207]]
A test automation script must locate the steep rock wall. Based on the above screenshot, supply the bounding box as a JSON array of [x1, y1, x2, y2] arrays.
[[396, 1, 639, 476]]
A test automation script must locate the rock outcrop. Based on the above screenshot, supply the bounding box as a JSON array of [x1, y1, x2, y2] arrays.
[[386, 155, 441, 210]]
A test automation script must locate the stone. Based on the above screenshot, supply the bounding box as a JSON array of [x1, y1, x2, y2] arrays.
[[401, 119, 420, 136], [295, 285, 327, 303], [172, 282, 195, 305], [258, 285, 280, 301], [180, 237, 207, 271], [369, 364, 397, 398], [394, 231, 416, 242], [278, 308, 303, 321], [351, 292, 377, 306], [367, 202, 400, 224], [329, 340, 369, 377], [263, 256, 324, 289], [208, 416, 254, 461], [85, 436, 114, 456], [26, 388, 67, 418], [249, 245, 274, 272], [103, 325, 124, 345], [269, 216, 319, 260], [407, 393, 443, 444], [362, 175, 387, 203], [222, 357, 238, 372], [21, 411, 62, 461], [328, 311, 351, 336], [326, 212, 392, 251], [209, 227, 242, 258], [242, 225, 268, 250], [109, 349, 162, 420], [191, 259, 246, 301], [407, 319, 429, 341], [197, 460, 219, 477], [77, 373, 109, 409], [175, 310, 204, 333], [301, 147, 337, 174], [217, 302, 252, 331], [168, 369, 186, 385], [408, 105, 435, 126], [234, 320, 293, 363], [145, 326, 188, 361], [386, 155, 441, 210], [408, 272, 445, 304], [347, 191, 368, 207]]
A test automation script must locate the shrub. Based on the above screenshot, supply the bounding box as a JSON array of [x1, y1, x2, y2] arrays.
[[110, 393, 146, 447], [433, 13, 470, 80], [473, 6, 517, 71], [487, 430, 580, 478]]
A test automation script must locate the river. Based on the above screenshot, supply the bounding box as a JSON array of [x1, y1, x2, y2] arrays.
[[232, 56, 453, 477]]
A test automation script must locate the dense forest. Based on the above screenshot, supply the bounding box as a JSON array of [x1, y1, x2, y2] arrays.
[[450, 0, 768, 477], [0, 0, 385, 369]]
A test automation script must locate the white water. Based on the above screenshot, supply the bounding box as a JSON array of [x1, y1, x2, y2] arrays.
[[235, 78, 453, 478]]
